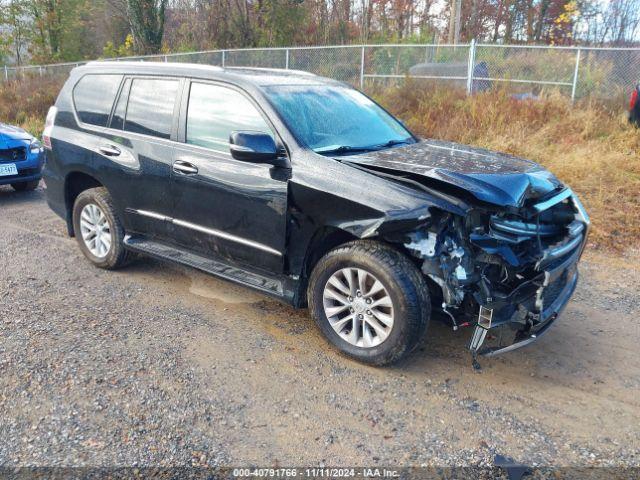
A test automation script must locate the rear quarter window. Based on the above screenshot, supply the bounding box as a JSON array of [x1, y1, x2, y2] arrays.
[[73, 74, 123, 127]]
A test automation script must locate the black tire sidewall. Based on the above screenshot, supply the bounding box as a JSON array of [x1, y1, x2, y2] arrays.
[[72, 189, 124, 269], [309, 243, 429, 365]]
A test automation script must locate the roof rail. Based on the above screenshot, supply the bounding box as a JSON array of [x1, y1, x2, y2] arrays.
[[225, 66, 316, 76], [83, 60, 225, 71]]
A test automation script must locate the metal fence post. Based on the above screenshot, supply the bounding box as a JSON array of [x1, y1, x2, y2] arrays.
[[285, 49, 290, 69], [222, 50, 226, 67], [571, 48, 581, 102], [466, 39, 476, 95], [4, 65, 8, 81], [360, 46, 365, 90], [164, 55, 168, 63]]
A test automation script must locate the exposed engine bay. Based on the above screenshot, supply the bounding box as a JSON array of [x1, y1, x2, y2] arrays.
[[331, 140, 590, 365], [402, 188, 589, 364]]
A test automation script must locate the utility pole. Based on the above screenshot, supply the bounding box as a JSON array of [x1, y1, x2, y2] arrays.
[[447, 0, 462, 44]]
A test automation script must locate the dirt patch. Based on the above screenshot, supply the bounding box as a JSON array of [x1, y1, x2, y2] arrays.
[[1, 187, 638, 468]]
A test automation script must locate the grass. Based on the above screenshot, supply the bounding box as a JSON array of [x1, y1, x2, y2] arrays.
[[374, 82, 640, 251], [1, 76, 638, 250], [0, 76, 64, 135]]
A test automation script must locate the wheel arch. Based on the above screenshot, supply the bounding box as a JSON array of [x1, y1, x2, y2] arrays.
[[292, 225, 426, 307], [290, 226, 358, 307], [64, 171, 104, 237]]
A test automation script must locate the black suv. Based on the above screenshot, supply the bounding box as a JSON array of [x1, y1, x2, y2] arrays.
[[43, 62, 589, 365]]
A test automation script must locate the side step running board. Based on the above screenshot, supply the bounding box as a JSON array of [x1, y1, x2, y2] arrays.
[[124, 235, 284, 297]]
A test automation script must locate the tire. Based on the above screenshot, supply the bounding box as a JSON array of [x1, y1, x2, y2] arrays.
[[11, 180, 40, 191], [308, 240, 430, 366], [72, 187, 134, 269]]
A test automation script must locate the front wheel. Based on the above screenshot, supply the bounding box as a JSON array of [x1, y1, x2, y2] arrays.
[[308, 240, 431, 366]]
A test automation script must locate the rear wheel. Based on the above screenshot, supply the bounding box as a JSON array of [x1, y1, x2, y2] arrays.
[[72, 187, 134, 269], [308, 240, 430, 366], [11, 180, 39, 191]]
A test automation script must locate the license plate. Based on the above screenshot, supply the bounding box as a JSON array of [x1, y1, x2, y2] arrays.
[[0, 163, 18, 177]]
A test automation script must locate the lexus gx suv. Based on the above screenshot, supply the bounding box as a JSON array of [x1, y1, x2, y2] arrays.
[[43, 62, 589, 366]]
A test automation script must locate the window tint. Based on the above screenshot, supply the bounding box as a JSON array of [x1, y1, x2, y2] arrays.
[[186, 83, 273, 150], [73, 74, 123, 127], [110, 78, 131, 130], [125, 78, 179, 139]]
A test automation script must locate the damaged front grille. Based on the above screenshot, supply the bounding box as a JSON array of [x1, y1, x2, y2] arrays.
[[404, 188, 588, 331], [542, 269, 568, 307], [0, 147, 27, 164], [471, 189, 586, 270], [403, 187, 588, 361]]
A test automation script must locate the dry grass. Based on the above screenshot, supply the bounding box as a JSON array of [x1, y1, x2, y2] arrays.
[[1, 76, 638, 250], [375, 82, 640, 251], [0, 76, 64, 136]]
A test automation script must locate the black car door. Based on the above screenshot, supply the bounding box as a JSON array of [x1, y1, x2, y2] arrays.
[[104, 76, 183, 240], [170, 80, 288, 273]]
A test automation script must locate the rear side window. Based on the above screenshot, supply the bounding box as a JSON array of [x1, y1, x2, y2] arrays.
[[186, 82, 273, 151], [73, 74, 123, 127], [124, 78, 179, 139]]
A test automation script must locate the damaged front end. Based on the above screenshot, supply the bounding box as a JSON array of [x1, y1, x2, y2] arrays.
[[404, 188, 590, 363]]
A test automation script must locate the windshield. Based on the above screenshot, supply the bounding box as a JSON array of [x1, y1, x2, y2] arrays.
[[263, 84, 414, 154]]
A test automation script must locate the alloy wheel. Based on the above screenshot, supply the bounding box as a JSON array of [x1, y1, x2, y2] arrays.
[[79, 203, 112, 258], [322, 268, 395, 348]]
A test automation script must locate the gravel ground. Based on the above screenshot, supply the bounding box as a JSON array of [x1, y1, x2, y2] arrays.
[[1, 185, 639, 471]]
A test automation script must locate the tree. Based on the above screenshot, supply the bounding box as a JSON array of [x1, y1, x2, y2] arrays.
[[0, 0, 32, 64], [125, 0, 168, 54], [599, 0, 640, 45], [254, 0, 307, 47], [2, 0, 639, 66], [18, 0, 101, 63]]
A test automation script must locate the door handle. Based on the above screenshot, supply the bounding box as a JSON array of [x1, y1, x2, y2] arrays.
[[173, 161, 198, 175], [98, 144, 121, 157]]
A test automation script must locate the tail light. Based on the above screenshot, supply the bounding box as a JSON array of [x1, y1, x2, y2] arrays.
[[631, 87, 639, 111], [42, 106, 58, 150]]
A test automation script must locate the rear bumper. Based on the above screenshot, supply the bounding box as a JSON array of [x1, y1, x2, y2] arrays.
[[42, 153, 71, 231]]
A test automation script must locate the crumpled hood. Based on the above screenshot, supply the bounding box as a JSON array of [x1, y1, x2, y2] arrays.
[[0, 123, 33, 148], [341, 139, 564, 208]]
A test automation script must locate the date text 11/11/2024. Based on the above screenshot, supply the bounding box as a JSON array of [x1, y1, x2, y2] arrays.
[[232, 467, 401, 478]]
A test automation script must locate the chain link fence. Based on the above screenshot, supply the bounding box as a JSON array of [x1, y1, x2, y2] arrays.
[[2, 42, 639, 102]]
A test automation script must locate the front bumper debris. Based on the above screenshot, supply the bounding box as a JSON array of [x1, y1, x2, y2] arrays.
[[403, 188, 588, 365], [471, 263, 579, 358]]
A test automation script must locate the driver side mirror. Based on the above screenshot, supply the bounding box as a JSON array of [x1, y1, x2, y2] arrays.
[[229, 131, 280, 164]]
